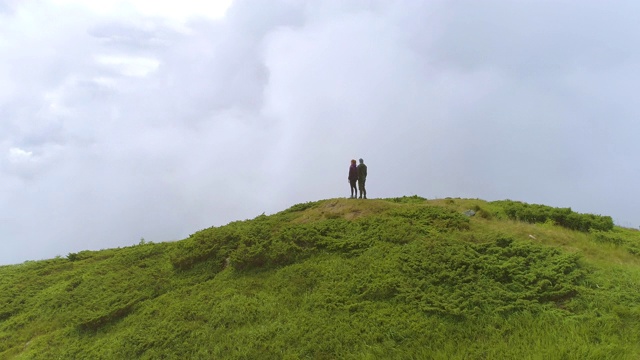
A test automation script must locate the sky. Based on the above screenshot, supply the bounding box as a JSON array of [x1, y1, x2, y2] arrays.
[[1, 0, 639, 265]]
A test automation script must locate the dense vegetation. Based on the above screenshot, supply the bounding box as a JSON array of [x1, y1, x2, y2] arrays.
[[1, 197, 640, 359], [492, 200, 614, 232]]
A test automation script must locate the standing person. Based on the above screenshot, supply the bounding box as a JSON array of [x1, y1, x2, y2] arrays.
[[348, 159, 358, 198], [357, 158, 367, 199]]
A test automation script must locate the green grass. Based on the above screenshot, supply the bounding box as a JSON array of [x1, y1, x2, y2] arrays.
[[1, 197, 640, 359]]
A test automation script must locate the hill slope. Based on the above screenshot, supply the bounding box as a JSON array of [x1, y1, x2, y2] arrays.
[[1, 197, 640, 359]]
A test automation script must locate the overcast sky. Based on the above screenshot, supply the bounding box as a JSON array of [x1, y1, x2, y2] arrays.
[[1, 0, 639, 265]]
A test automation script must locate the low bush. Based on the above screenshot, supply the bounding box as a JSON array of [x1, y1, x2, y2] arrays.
[[397, 236, 585, 317], [280, 200, 321, 213], [385, 195, 427, 204], [492, 200, 613, 232]]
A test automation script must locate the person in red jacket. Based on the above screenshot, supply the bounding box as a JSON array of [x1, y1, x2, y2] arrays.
[[348, 159, 358, 198]]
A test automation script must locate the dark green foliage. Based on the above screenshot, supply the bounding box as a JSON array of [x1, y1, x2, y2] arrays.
[[227, 203, 469, 269], [589, 228, 640, 257], [390, 206, 470, 231], [77, 301, 136, 332], [397, 236, 584, 317], [229, 220, 322, 269], [591, 230, 625, 246], [66, 250, 94, 262], [472, 204, 493, 219], [310, 219, 372, 252], [385, 195, 427, 204], [361, 216, 421, 244], [280, 200, 321, 213], [492, 200, 614, 232], [171, 227, 236, 270]]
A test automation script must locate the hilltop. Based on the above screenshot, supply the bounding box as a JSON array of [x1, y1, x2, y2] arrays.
[[1, 196, 640, 359]]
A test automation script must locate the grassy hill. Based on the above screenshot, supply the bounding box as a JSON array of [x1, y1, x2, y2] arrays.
[[1, 196, 640, 359]]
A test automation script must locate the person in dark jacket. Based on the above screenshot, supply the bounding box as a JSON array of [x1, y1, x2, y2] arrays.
[[348, 159, 358, 198], [357, 158, 367, 199]]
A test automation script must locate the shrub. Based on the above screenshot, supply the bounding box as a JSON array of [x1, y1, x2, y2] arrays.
[[385, 195, 427, 204], [77, 301, 136, 332], [169, 226, 244, 270], [281, 200, 321, 213], [590, 230, 625, 246], [492, 200, 613, 232], [471, 205, 493, 219], [391, 206, 470, 231], [397, 236, 585, 317], [66, 251, 93, 262]]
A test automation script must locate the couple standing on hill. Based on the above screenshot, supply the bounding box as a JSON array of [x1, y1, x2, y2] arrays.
[[348, 158, 367, 199]]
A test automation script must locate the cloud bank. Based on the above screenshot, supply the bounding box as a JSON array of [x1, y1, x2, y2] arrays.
[[1, 0, 639, 264]]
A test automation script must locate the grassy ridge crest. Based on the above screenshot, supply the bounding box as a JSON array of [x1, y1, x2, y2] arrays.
[[1, 197, 640, 359]]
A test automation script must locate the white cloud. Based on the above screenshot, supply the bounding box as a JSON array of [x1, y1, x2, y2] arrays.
[[131, 0, 234, 21], [91, 76, 118, 88], [49, 0, 234, 23], [1, 0, 640, 265], [95, 55, 160, 77], [7, 147, 34, 163]]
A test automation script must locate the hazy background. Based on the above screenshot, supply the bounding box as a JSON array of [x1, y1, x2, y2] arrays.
[[2, 0, 639, 265]]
